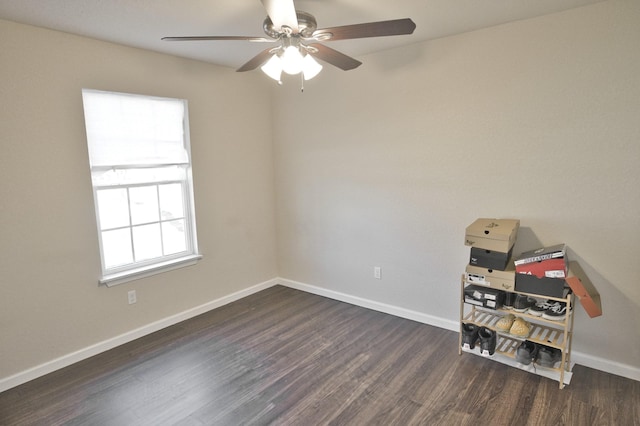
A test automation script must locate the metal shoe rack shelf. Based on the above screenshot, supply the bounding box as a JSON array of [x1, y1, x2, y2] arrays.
[[458, 277, 575, 389]]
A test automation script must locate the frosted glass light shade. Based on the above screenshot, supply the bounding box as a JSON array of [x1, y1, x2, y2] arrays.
[[302, 54, 323, 80], [281, 46, 304, 75], [260, 55, 283, 81]]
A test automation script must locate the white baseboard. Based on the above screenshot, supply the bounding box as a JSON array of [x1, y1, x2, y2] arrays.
[[3, 277, 638, 393], [277, 278, 459, 332], [569, 351, 640, 382], [276, 278, 640, 383], [0, 278, 279, 393]]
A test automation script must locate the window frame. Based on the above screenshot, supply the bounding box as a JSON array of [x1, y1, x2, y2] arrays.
[[83, 89, 201, 286]]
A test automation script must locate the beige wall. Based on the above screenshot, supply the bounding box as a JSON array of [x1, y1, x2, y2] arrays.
[[273, 0, 640, 370], [0, 20, 277, 379]]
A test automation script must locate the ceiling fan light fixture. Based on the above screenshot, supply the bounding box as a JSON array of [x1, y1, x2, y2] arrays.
[[164, 2, 417, 86], [302, 54, 322, 80], [260, 54, 283, 81], [281, 45, 304, 75]]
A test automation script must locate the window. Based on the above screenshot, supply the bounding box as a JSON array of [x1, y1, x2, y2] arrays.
[[82, 89, 200, 286]]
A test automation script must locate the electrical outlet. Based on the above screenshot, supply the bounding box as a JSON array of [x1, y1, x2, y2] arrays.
[[374, 266, 382, 279], [128, 290, 137, 305]]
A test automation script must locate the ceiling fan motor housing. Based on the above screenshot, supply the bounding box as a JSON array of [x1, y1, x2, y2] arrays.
[[263, 11, 317, 38]]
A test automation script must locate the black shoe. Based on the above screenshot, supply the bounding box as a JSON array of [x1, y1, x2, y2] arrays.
[[461, 323, 479, 350], [537, 344, 563, 367], [542, 302, 568, 321], [478, 326, 497, 357], [513, 294, 536, 313], [528, 300, 553, 317], [515, 340, 538, 365], [503, 292, 517, 310]]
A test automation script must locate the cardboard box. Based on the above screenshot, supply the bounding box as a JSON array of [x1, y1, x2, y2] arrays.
[[515, 273, 567, 298], [514, 244, 566, 266], [464, 285, 506, 310], [463, 285, 485, 307], [465, 261, 516, 292], [515, 258, 567, 278], [465, 218, 520, 253], [464, 294, 484, 307], [565, 261, 602, 318], [470, 247, 513, 271]]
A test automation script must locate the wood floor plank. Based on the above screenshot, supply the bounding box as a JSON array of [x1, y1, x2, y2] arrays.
[[1, 286, 638, 426]]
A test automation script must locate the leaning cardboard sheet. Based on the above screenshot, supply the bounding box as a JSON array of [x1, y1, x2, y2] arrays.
[[564, 261, 602, 318]]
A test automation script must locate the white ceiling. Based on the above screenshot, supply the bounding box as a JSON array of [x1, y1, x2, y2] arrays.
[[0, 0, 603, 70]]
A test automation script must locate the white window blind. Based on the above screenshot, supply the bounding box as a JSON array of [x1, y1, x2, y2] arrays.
[[83, 90, 189, 167]]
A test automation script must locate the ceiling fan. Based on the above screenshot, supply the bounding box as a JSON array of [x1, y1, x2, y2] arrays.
[[162, 0, 416, 84]]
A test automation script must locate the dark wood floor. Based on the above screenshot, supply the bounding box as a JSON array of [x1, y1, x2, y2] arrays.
[[1, 285, 638, 426]]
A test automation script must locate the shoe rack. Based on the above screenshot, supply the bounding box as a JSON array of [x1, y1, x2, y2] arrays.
[[458, 277, 575, 389]]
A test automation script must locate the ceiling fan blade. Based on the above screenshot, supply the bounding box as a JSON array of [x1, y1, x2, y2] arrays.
[[308, 44, 362, 71], [312, 18, 416, 41], [236, 48, 276, 72], [261, 0, 299, 33], [162, 36, 273, 42]]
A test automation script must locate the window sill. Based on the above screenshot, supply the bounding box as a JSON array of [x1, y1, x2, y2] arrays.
[[100, 254, 203, 287]]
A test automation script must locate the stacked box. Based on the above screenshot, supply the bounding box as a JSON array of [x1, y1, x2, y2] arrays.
[[466, 261, 516, 292], [465, 218, 520, 253], [514, 244, 567, 278], [514, 244, 569, 298], [463, 218, 519, 301], [470, 247, 513, 270], [514, 275, 567, 298], [464, 284, 506, 310]]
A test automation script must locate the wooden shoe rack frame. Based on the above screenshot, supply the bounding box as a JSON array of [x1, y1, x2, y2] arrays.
[[458, 277, 575, 389]]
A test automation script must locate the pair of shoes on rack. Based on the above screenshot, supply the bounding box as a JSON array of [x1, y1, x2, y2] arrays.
[[495, 314, 532, 338], [537, 344, 563, 367], [513, 294, 537, 313], [503, 292, 517, 310], [461, 323, 497, 356], [528, 300, 569, 321], [515, 340, 538, 365], [516, 340, 563, 367]]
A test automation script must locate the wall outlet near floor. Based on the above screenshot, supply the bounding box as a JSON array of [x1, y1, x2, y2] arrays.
[[374, 266, 382, 280], [128, 290, 137, 305]]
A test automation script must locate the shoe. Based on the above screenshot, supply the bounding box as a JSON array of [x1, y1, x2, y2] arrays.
[[461, 323, 479, 350], [478, 326, 497, 356], [495, 314, 516, 332], [543, 302, 568, 321], [509, 317, 532, 338], [503, 292, 517, 310], [513, 294, 536, 313], [537, 344, 563, 367], [528, 300, 553, 317], [516, 340, 538, 365]]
